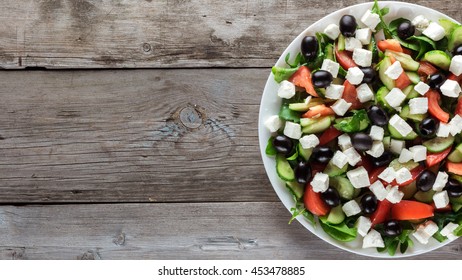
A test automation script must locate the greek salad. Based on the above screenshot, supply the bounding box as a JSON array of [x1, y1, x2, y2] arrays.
[[264, 0, 462, 255]]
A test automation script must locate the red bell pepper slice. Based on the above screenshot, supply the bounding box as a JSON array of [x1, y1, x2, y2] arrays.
[[335, 46, 357, 70], [391, 200, 434, 220], [342, 80, 362, 110], [426, 90, 450, 123], [301, 104, 335, 119], [377, 39, 404, 53], [370, 200, 392, 226], [447, 162, 462, 175], [418, 61, 439, 77], [426, 147, 452, 168], [304, 185, 330, 217], [318, 126, 342, 146], [288, 66, 318, 97]]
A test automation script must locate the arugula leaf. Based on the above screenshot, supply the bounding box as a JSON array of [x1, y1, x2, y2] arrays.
[[319, 217, 357, 242], [285, 52, 303, 68], [265, 137, 277, 156], [334, 109, 370, 133], [289, 201, 315, 226], [377, 229, 414, 256], [272, 66, 299, 83], [371, 0, 391, 38], [279, 102, 301, 123]]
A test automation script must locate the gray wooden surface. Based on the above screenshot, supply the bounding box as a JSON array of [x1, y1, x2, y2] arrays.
[[0, 0, 461, 259]]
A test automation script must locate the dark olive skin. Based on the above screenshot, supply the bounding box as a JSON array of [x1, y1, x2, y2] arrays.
[[312, 146, 334, 164], [301, 36, 318, 62], [351, 132, 373, 151], [419, 117, 439, 138], [416, 170, 436, 192], [360, 67, 377, 84], [339, 15, 357, 37], [384, 220, 403, 237], [453, 45, 462, 56], [369, 150, 394, 167], [367, 105, 389, 127], [397, 20, 415, 40], [361, 193, 378, 214], [272, 135, 293, 156], [312, 70, 333, 88], [294, 161, 312, 185], [428, 73, 445, 89], [321, 187, 341, 207], [445, 179, 462, 198]]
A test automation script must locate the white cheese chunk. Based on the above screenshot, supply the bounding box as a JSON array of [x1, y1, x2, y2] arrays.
[[369, 125, 384, 141], [325, 84, 345, 100], [355, 28, 372, 45], [398, 148, 413, 163], [414, 81, 430, 96], [361, 9, 381, 31], [389, 139, 405, 155], [370, 180, 388, 201], [422, 22, 446, 41], [395, 167, 412, 185], [437, 122, 451, 137], [441, 222, 459, 237], [379, 167, 396, 184], [412, 15, 430, 32], [450, 55, 462, 76], [343, 147, 362, 166], [450, 115, 462, 136], [283, 121, 302, 140], [413, 221, 439, 244], [385, 88, 406, 108], [413, 228, 431, 244], [264, 115, 282, 133], [385, 61, 404, 80], [433, 190, 450, 209], [356, 83, 374, 103], [433, 171, 449, 191], [389, 114, 413, 137], [347, 166, 371, 188], [409, 97, 428, 115], [332, 150, 348, 168], [362, 229, 385, 248], [345, 67, 364, 85], [311, 172, 329, 193], [299, 134, 319, 149], [324, 23, 341, 40], [338, 133, 352, 150], [277, 80, 296, 99], [356, 216, 372, 237], [331, 99, 352, 116], [345, 37, 363, 52], [342, 200, 362, 217], [366, 141, 384, 158], [321, 59, 340, 78], [386, 186, 404, 204], [353, 48, 373, 67], [440, 79, 461, 98], [409, 145, 427, 162], [422, 221, 439, 237]]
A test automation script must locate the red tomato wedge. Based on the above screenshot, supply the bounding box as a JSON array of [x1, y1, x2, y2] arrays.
[[418, 61, 438, 77], [335, 47, 357, 70], [391, 200, 434, 220], [456, 97, 462, 116], [288, 66, 318, 97], [395, 72, 412, 90], [368, 166, 387, 184], [370, 200, 392, 226], [432, 202, 452, 212], [426, 90, 450, 123], [342, 80, 362, 109], [426, 147, 452, 168], [377, 39, 404, 53], [447, 162, 462, 175], [301, 104, 335, 118], [448, 73, 462, 84], [304, 185, 330, 216], [318, 126, 342, 146], [389, 165, 425, 187]]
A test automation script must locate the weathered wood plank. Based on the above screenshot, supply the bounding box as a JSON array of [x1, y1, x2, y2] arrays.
[[0, 69, 277, 203], [0, 0, 460, 69], [0, 202, 459, 259]]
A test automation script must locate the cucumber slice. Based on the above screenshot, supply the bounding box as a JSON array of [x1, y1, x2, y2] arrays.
[[376, 86, 395, 112], [324, 160, 347, 177], [301, 116, 332, 134], [450, 195, 462, 204], [448, 26, 462, 52], [402, 181, 417, 200], [385, 50, 420, 71], [405, 72, 421, 84], [286, 181, 304, 200], [389, 159, 419, 171], [383, 136, 391, 150], [337, 34, 345, 51], [422, 50, 451, 71], [276, 154, 295, 181], [330, 176, 356, 200], [453, 203, 462, 212], [399, 105, 427, 122], [325, 43, 335, 61], [439, 19, 460, 38], [289, 99, 314, 111], [388, 123, 418, 140], [379, 56, 395, 90], [368, 36, 378, 62], [327, 205, 345, 225], [448, 142, 462, 163], [403, 85, 419, 100], [297, 142, 312, 161], [414, 190, 436, 203], [422, 135, 455, 153]]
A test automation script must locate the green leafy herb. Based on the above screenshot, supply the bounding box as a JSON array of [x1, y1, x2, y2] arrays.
[[265, 137, 277, 156], [319, 217, 357, 242], [286, 148, 299, 161], [376, 229, 414, 256], [285, 52, 304, 68], [279, 101, 302, 123], [289, 201, 315, 226], [272, 66, 299, 83], [305, 32, 326, 70], [371, 0, 391, 38], [334, 109, 370, 133]]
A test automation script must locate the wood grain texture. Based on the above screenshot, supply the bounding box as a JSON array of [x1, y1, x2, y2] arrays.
[[0, 0, 460, 69], [0, 202, 460, 260], [0, 69, 277, 203]]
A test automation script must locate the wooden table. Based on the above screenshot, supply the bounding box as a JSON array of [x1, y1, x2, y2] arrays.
[[0, 0, 461, 259]]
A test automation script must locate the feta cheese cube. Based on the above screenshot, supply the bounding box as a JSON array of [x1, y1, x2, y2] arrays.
[[437, 122, 451, 137], [324, 23, 341, 40], [413, 229, 430, 244], [379, 167, 396, 183], [362, 229, 385, 248], [385, 61, 404, 80], [331, 99, 352, 116], [446, 233, 458, 241], [264, 115, 282, 133], [321, 59, 340, 78], [433, 171, 449, 191], [346, 67, 364, 85], [345, 37, 362, 52], [409, 97, 428, 115], [433, 190, 450, 209], [370, 180, 388, 201], [440, 79, 461, 98], [325, 84, 345, 99], [332, 150, 348, 168], [347, 166, 371, 188], [311, 172, 329, 193], [422, 22, 446, 41], [299, 134, 319, 149], [398, 148, 413, 163], [414, 81, 430, 96], [369, 125, 384, 141], [409, 145, 427, 162], [356, 83, 374, 103], [450, 55, 462, 76], [389, 139, 405, 155], [353, 48, 373, 67], [450, 115, 462, 136], [441, 222, 459, 237], [277, 80, 296, 99], [343, 147, 362, 166], [283, 121, 302, 140], [366, 141, 384, 158], [422, 221, 439, 236], [412, 15, 430, 32], [356, 216, 372, 237], [355, 28, 372, 45], [338, 134, 352, 150], [385, 88, 406, 108], [389, 114, 413, 137], [386, 186, 404, 204], [361, 9, 381, 31], [395, 167, 412, 184], [342, 200, 362, 217]]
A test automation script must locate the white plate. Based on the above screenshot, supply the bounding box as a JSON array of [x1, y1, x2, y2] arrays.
[[258, 1, 460, 258]]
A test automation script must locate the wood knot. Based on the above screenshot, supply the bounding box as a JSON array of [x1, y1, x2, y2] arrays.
[[142, 43, 152, 53], [179, 106, 203, 129], [113, 232, 126, 246]]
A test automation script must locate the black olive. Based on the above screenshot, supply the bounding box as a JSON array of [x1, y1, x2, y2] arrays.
[[312, 146, 334, 164], [397, 20, 415, 40], [416, 170, 436, 192], [294, 161, 312, 185], [428, 73, 445, 89], [453, 45, 462, 56], [351, 132, 373, 151], [369, 150, 394, 167], [367, 105, 389, 127], [361, 193, 378, 214], [360, 67, 377, 84], [321, 187, 341, 207], [301, 36, 318, 62], [445, 178, 462, 198], [312, 70, 333, 88], [339, 15, 357, 37], [272, 135, 294, 156], [419, 117, 439, 138], [384, 220, 403, 237]]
